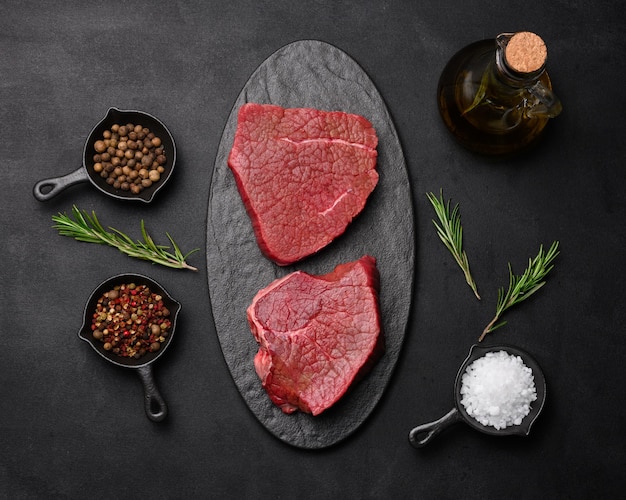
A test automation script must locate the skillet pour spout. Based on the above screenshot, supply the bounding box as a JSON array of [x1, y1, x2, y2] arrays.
[[78, 273, 181, 422]]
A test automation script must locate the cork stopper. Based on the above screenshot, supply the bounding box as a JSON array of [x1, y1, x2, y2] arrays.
[[504, 32, 547, 73]]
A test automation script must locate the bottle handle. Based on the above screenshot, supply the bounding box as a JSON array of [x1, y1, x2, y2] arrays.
[[526, 81, 563, 118]]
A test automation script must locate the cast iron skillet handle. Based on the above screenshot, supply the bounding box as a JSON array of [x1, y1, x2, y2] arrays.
[[33, 167, 88, 201], [409, 408, 462, 448], [136, 365, 168, 422]]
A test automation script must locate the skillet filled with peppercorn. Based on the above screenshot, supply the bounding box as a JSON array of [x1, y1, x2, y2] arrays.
[[79, 273, 181, 422], [34, 107, 176, 203]]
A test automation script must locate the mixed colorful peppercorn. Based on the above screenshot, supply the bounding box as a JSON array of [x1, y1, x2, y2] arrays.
[[91, 283, 172, 359]]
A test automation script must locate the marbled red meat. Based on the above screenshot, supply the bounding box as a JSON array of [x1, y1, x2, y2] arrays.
[[247, 256, 383, 416], [228, 103, 379, 266]]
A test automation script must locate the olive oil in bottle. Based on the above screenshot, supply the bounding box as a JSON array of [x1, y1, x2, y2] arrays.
[[438, 32, 562, 155]]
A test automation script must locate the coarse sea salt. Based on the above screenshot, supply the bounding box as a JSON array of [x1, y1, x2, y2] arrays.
[[460, 350, 537, 430]]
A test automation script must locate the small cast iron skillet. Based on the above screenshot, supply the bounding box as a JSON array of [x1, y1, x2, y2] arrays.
[[78, 273, 181, 422], [409, 344, 546, 448], [33, 107, 176, 203]]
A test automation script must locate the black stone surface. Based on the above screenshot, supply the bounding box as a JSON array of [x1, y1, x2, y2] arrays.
[[2, 1, 625, 498], [207, 40, 414, 448]]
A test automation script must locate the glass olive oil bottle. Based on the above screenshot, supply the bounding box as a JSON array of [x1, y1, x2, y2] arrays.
[[438, 32, 562, 155]]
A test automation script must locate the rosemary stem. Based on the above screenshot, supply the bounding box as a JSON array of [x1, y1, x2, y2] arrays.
[[479, 317, 498, 342], [52, 206, 199, 271], [479, 241, 559, 342], [426, 190, 481, 300], [464, 268, 481, 300]]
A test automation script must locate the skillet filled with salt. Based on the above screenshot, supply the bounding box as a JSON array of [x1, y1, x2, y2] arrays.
[[409, 344, 546, 448], [207, 40, 414, 449]]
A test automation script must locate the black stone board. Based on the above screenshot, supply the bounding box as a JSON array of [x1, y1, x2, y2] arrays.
[[206, 40, 415, 448]]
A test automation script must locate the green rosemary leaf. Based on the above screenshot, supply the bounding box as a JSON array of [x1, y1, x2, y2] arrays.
[[426, 190, 481, 300], [52, 205, 199, 271], [173, 235, 184, 260], [488, 320, 507, 333], [52, 212, 100, 244], [479, 241, 560, 341], [140, 220, 158, 252], [167, 233, 186, 262], [109, 227, 136, 246]]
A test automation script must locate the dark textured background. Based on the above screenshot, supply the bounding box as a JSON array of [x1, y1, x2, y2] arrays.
[[1, 1, 624, 498]]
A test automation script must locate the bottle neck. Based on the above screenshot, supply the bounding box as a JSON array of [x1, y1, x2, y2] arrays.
[[495, 33, 546, 88]]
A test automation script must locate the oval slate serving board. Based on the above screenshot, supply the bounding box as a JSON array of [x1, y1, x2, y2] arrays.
[[207, 40, 415, 449]]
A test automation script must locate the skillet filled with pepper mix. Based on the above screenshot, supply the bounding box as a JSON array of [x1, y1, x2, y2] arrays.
[[91, 282, 172, 359], [79, 273, 181, 422]]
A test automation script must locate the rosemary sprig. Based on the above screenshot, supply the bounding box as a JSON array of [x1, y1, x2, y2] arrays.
[[52, 205, 199, 271], [462, 67, 490, 116], [426, 190, 480, 300], [479, 241, 560, 342]]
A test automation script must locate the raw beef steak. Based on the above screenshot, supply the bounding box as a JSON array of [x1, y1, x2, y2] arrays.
[[247, 255, 384, 416], [228, 103, 379, 266]]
